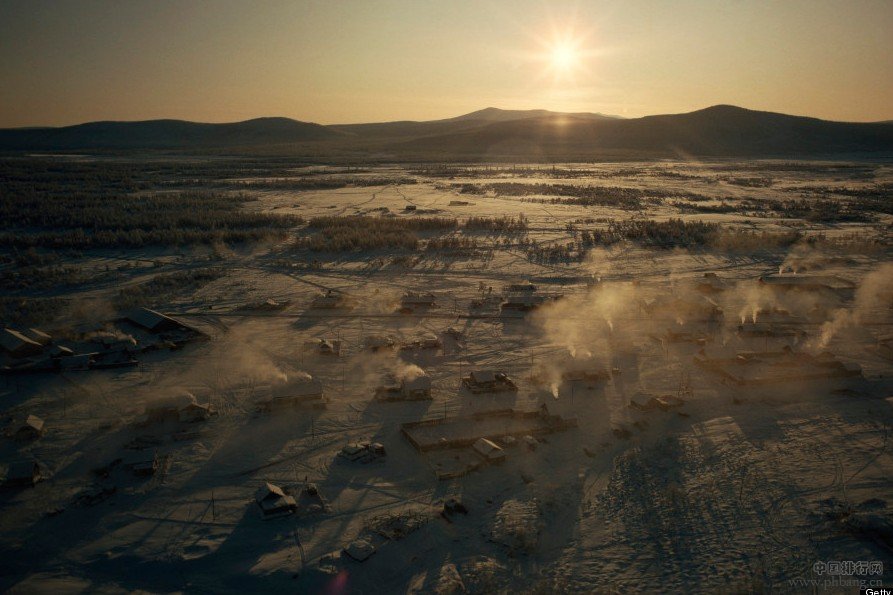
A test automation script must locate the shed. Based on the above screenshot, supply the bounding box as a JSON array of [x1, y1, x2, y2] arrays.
[[124, 450, 159, 476], [339, 443, 369, 462], [471, 370, 497, 384], [260, 376, 325, 411], [125, 308, 190, 333], [696, 273, 726, 294], [49, 345, 75, 358], [311, 290, 351, 309], [22, 328, 52, 346], [179, 401, 214, 423], [758, 274, 856, 293], [143, 392, 197, 424], [88, 331, 137, 350], [272, 376, 323, 399], [57, 353, 94, 370], [11, 415, 45, 440], [255, 482, 297, 519], [364, 335, 396, 352], [6, 461, 41, 487], [318, 339, 340, 356], [0, 328, 44, 358], [400, 334, 442, 351], [473, 438, 506, 463], [501, 294, 550, 313], [338, 442, 386, 463], [462, 370, 518, 394], [401, 292, 437, 307], [344, 537, 376, 562], [444, 327, 463, 340], [402, 374, 432, 398]]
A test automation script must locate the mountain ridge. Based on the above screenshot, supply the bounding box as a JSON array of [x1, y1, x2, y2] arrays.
[[1, 105, 891, 157]]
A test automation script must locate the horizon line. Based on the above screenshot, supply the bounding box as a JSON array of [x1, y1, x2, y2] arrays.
[[4, 104, 893, 130]]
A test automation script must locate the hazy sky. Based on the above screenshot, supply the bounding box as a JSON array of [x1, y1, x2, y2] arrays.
[[1, 0, 891, 127]]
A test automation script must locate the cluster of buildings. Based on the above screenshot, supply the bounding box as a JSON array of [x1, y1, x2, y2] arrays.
[[1, 307, 206, 375]]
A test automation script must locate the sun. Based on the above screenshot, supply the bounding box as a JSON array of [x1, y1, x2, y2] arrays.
[[550, 42, 577, 73], [525, 26, 594, 83]]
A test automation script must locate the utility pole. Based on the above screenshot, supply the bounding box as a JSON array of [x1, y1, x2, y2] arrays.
[[294, 530, 306, 569], [458, 343, 463, 385]]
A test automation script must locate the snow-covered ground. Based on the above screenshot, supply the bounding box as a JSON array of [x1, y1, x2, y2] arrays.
[[1, 161, 892, 593]]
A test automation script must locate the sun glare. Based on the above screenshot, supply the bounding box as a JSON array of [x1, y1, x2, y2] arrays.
[[550, 43, 577, 73], [536, 32, 589, 83]]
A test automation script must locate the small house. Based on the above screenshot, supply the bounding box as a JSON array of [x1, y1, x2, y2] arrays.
[[57, 353, 94, 371], [375, 370, 432, 401], [125, 308, 191, 333], [560, 354, 612, 384], [22, 328, 52, 346], [5, 460, 41, 487], [259, 376, 325, 412], [255, 482, 297, 519], [338, 442, 386, 463], [374, 374, 402, 399], [462, 370, 518, 394], [305, 338, 341, 357], [88, 331, 137, 351], [124, 449, 159, 476], [630, 395, 685, 412], [472, 438, 506, 463], [400, 292, 437, 308], [311, 290, 352, 310], [643, 295, 723, 322], [317, 339, 340, 356], [400, 334, 442, 352], [49, 345, 75, 358], [239, 298, 290, 312], [695, 273, 726, 294], [179, 401, 215, 423], [364, 335, 396, 353], [401, 373, 432, 399], [339, 443, 369, 462], [141, 393, 198, 425], [0, 328, 44, 358], [11, 415, 45, 441], [344, 537, 376, 562], [501, 294, 555, 313], [443, 327, 463, 340], [506, 282, 537, 293], [758, 274, 856, 296]]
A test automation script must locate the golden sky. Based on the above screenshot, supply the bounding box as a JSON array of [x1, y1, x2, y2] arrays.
[[1, 0, 891, 127]]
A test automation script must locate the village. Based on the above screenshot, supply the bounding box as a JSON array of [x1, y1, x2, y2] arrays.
[[3, 252, 891, 591], [1, 159, 892, 592]]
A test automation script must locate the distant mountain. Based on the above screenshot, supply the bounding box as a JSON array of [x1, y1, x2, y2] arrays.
[[391, 105, 893, 158], [441, 107, 621, 123], [1, 105, 891, 157], [331, 107, 619, 140], [0, 117, 341, 150]]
